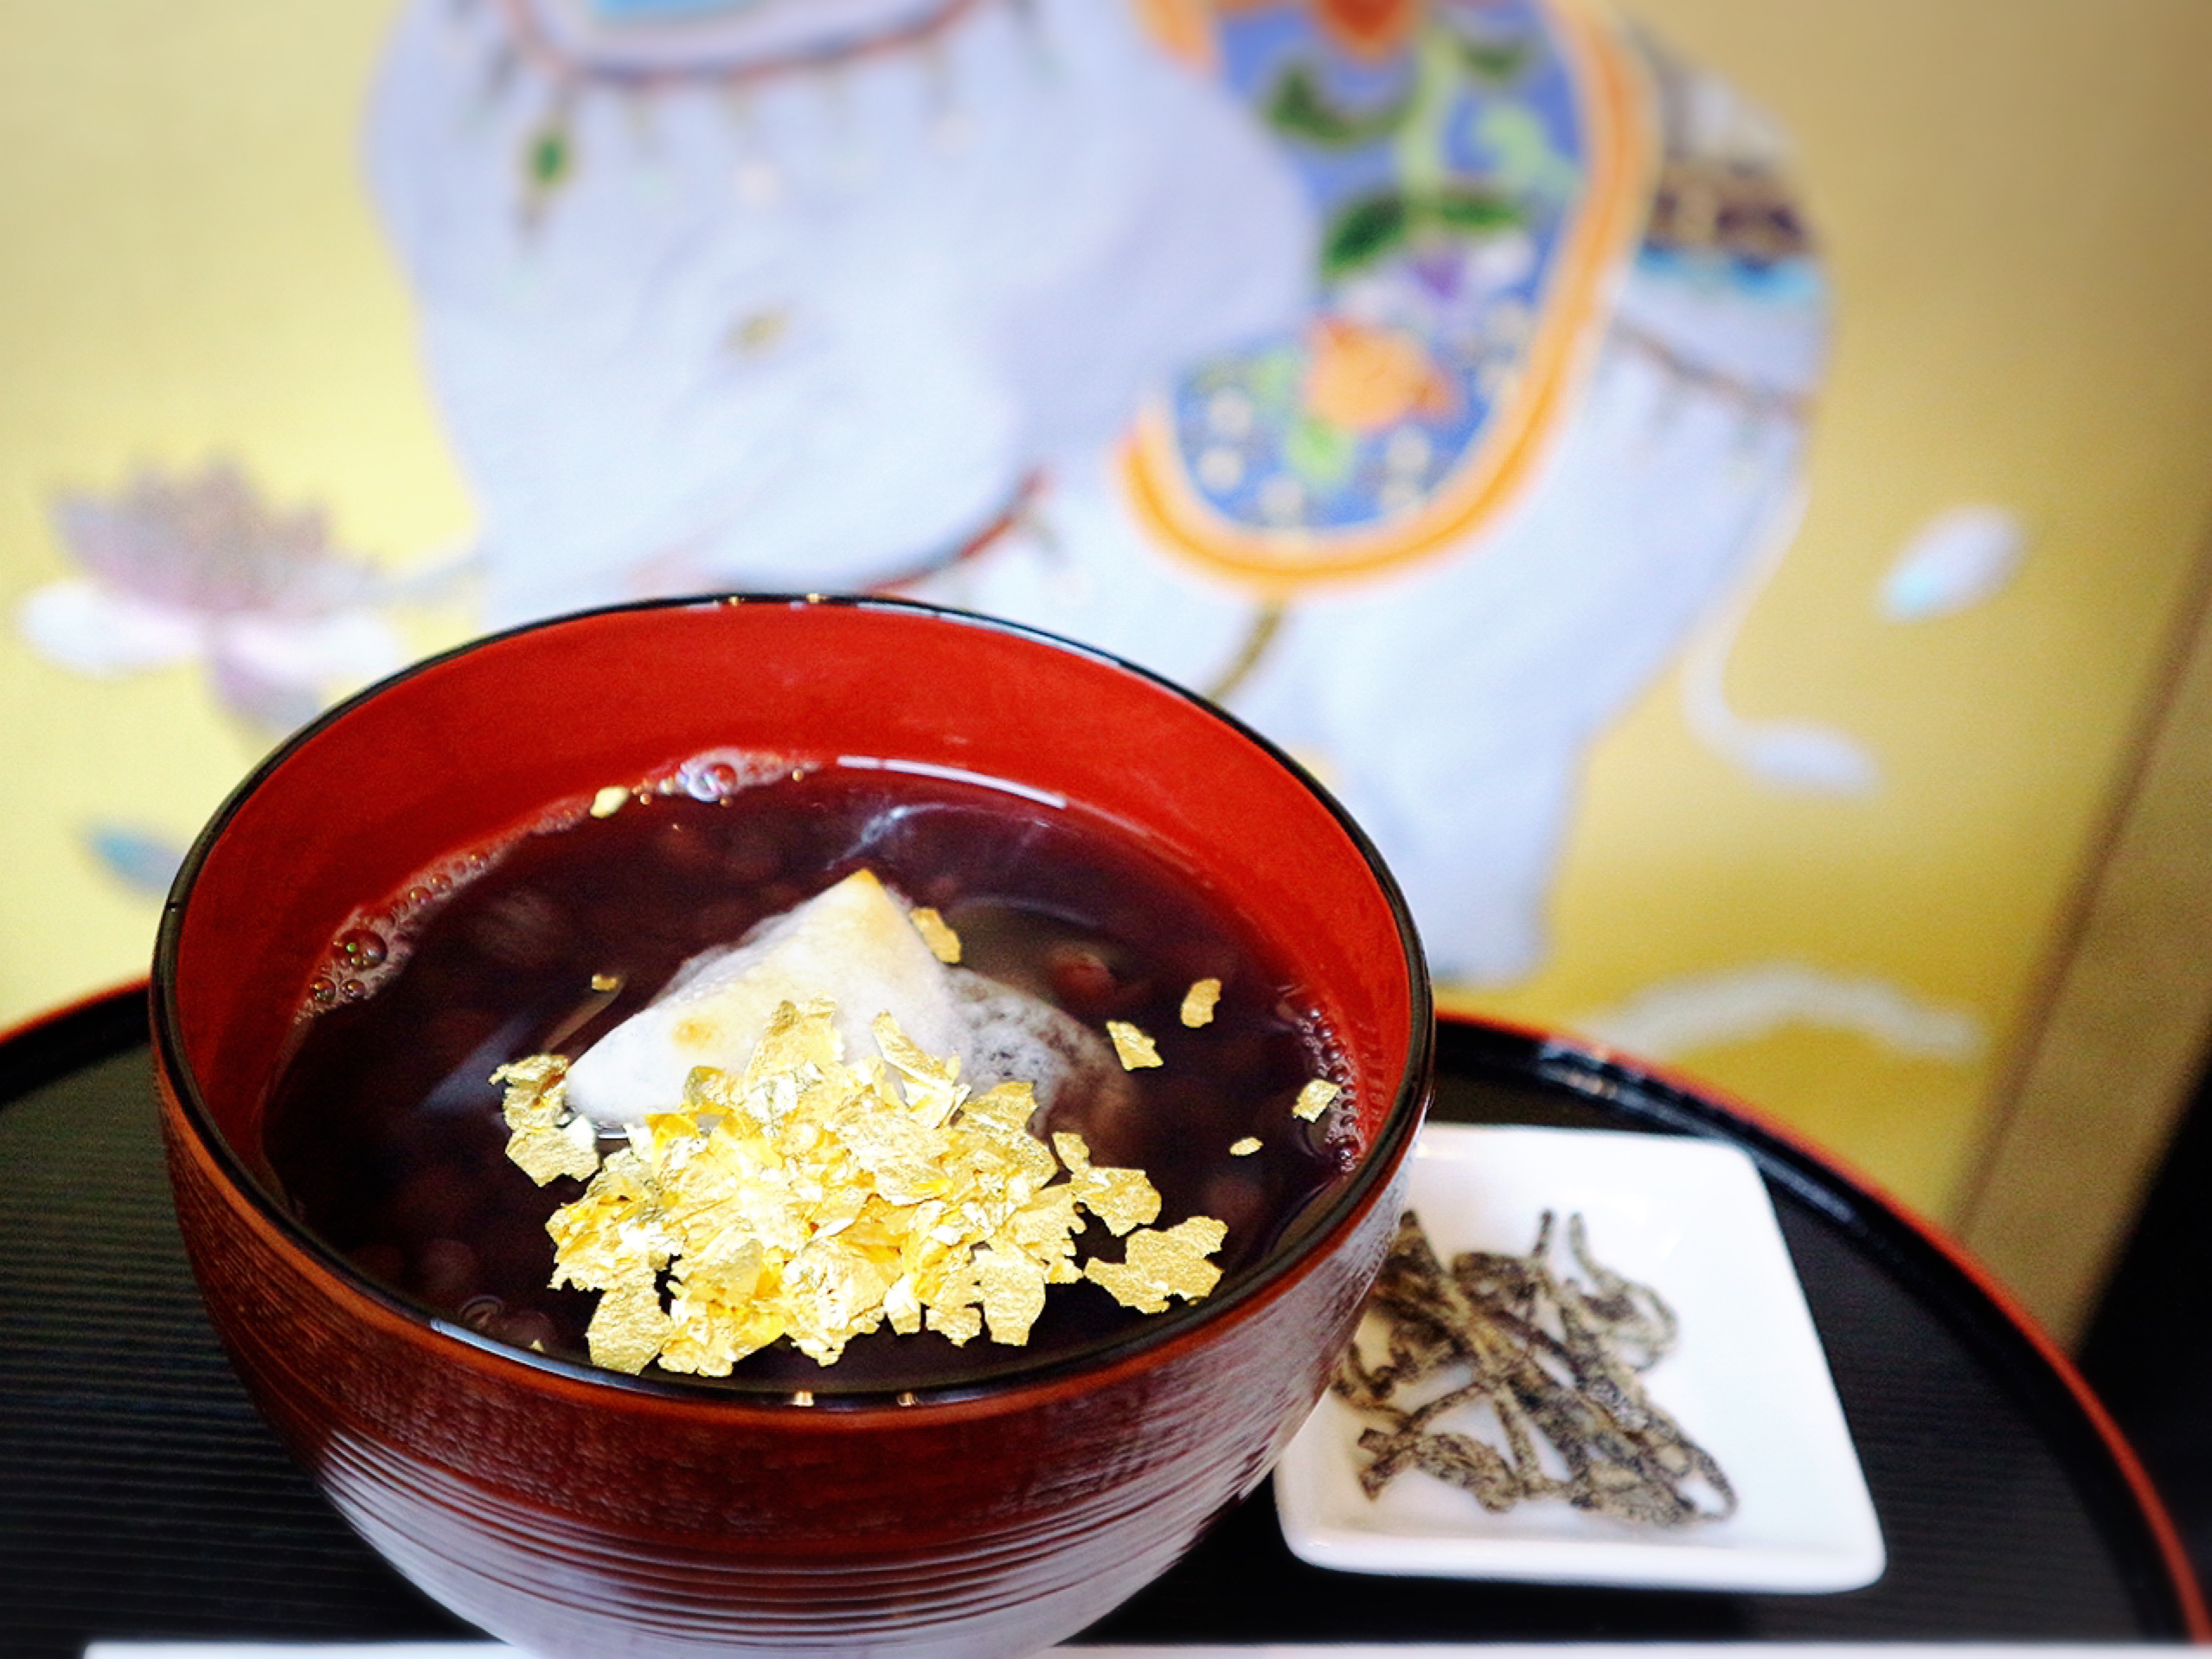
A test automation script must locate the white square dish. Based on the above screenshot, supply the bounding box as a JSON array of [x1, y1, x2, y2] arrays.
[[1275, 1123, 1884, 1592]]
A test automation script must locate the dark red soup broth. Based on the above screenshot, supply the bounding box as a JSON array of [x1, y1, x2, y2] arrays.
[[261, 765, 1356, 1396]]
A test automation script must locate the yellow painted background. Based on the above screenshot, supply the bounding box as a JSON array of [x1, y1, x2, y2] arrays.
[[1473, 0, 2212, 1221], [3, 1, 2209, 1231]]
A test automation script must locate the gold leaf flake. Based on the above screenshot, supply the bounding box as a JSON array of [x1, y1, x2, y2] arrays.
[[1084, 1216, 1227, 1314], [1106, 1020, 1163, 1070], [660, 1242, 781, 1376], [926, 1301, 984, 1346], [1080, 1168, 1164, 1237], [493, 1054, 569, 1128], [907, 906, 963, 964], [1164, 1214, 1228, 1256], [839, 1103, 954, 1207], [959, 1081, 1040, 1140], [586, 1274, 670, 1374], [1002, 1184, 1083, 1284], [872, 1011, 965, 1127], [744, 996, 843, 1086], [547, 1150, 669, 1291], [1229, 1136, 1262, 1157], [883, 1272, 924, 1336], [506, 1112, 601, 1185], [782, 1238, 896, 1363], [1292, 1078, 1342, 1122], [491, 1055, 601, 1184], [1051, 1131, 1164, 1236], [1180, 977, 1221, 1028], [871, 1010, 959, 1087], [977, 1246, 1048, 1346], [589, 785, 631, 819]]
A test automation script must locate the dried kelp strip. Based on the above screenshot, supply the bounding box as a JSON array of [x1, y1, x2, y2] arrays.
[[1333, 1209, 1735, 1526]]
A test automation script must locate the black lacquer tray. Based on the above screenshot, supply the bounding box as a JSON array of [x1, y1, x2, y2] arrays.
[[1, 986, 2201, 1655]]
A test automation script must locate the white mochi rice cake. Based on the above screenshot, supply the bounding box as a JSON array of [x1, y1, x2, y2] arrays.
[[564, 869, 1125, 1126]]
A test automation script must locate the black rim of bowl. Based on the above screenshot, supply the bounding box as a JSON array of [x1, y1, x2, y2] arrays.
[[153, 592, 1434, 1409]]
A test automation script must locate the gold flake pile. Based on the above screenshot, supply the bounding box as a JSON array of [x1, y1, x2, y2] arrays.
[[495, 998, 1229, 1375]]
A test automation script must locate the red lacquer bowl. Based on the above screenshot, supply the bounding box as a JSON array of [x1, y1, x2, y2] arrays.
[[153, 596, 1432, 1659]]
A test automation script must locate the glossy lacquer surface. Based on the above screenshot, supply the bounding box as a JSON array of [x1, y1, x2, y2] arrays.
[[152, 597, 1432, 1659]]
